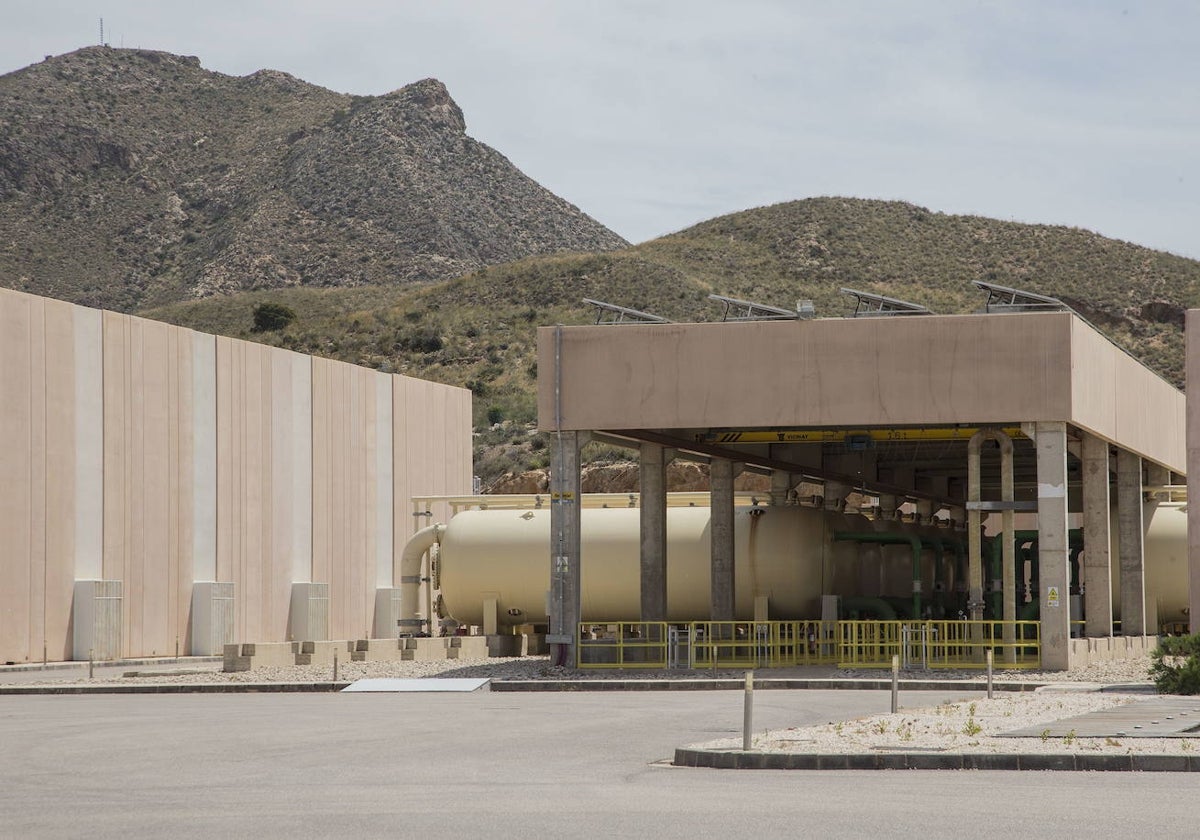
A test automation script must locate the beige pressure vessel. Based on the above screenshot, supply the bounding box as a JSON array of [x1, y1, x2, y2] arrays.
[[1142, 501, 1188, 625], [435, 500, 1189, 628], [437, 505, 919, 627]]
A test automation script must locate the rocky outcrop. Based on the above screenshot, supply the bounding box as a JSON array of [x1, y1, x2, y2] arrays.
[[0, 48, 627, 310]]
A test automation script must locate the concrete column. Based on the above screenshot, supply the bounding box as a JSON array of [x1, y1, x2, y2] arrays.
[[1035, 421, 1071, 671], [823, 480, 850, 512], [1117, 448, 1146, 636], [549, 431, 583, 664], [639, 442, 668, 622], [1081, 433, 1113, 637], [710, 458, 736, 621], [769, 470, 794, 507]]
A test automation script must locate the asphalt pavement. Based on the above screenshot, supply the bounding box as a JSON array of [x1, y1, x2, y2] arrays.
[[3, 689, 1198, 839]]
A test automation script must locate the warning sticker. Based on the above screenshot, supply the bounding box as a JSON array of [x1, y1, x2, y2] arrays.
[[1046, 586, 1060, 607]]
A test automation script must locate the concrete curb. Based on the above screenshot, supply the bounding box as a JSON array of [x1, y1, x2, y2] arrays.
[[672, 746, 1200, 772], [490, 678, 1052, 692], [0, 682, 351, 695], [0, 656, 224, 674], [0, 677, 1158, 696]]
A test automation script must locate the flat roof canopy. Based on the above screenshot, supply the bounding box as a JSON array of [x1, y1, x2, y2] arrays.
[[537, 311, 1185, 490]]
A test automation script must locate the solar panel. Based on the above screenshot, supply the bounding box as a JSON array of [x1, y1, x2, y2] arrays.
[[973, 281, 1068, 313], [707, 294, 802, 321], [582, 298, 670, 324], [839, 288, 932, 317]]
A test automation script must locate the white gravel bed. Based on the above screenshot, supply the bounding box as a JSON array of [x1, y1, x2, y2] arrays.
[[840, 654, 1154, 685], [696, 692, 1200, 756], [2, 653, 1153, 687]]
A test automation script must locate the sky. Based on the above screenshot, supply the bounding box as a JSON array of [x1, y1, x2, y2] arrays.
[[2, 1, 1198, 257]]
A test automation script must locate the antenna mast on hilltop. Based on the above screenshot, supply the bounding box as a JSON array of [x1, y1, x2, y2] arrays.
[[99, 17, 104, 45]]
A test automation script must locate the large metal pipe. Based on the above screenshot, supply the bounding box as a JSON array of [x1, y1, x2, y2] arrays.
[[833, 532, 923, 619], [400, 524, 442, 634]]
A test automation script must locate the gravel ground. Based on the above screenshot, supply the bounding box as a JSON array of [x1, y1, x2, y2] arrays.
[[694, 691, 1200, 756], [1, 653, 1154, 687]]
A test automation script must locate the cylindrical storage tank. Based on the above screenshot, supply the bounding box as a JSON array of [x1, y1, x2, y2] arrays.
[[1143, 501, 1188, 625], [437, 505, 933, 627]]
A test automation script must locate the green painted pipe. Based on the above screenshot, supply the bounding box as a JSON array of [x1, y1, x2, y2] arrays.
[[839, 595, 898, 621], [988, 529, 1084, 618], [834, 532, 923, 620]]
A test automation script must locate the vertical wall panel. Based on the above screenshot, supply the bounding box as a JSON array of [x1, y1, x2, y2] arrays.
[[216, 339, 311, 645], [0, 290, 34, 662], [191, 333, 217, 583], [43, 299, 79, 661], [312, 358, 396, 640], [73, 305, 104, 582], [375, 375, 394, 588], [102, 314, 195, 657]]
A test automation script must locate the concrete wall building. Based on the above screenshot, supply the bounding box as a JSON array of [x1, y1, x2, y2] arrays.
[[0, 287, 471, 663], [538, 307, 1188, 670]]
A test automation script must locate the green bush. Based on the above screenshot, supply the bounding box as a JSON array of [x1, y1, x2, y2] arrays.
[[1150, 633, 1200, 694], [251, 302, 296, 332]]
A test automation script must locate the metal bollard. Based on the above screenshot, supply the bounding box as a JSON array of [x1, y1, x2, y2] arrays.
[[333, 650, 339, 683], [891, 654, 899, 713], [986, 649, 994, 700], [89, 648, 94, 680], [743, 671, 754, 751]]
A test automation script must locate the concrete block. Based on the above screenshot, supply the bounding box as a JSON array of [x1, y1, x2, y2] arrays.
[[222, 642, 298, 672], [486, 635, 524, 657], [295, 640, 354, 666], [349, 639, 405, 662], [400, 637, 453, 661]]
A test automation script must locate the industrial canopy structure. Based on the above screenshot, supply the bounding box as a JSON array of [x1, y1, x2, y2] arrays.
[[537, 293, 1188, 670]]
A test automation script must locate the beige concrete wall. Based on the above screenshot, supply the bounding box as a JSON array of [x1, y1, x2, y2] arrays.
[[0, 288, 472, 663], [1070, 317, 1185, 473], [215, 337, 312, 647], [102, 311, 197, 657], [539, 313, 1074, 432], [538, 312, 1183, 471], [0, 291, 81, 662]]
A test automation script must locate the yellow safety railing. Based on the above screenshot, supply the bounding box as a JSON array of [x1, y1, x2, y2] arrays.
[[837, 620, 907, 667], [576, 620, 1041, 670], [836, 620, 1040, 669], [689, 621, 839, 669], [577, 622, 669, 668]]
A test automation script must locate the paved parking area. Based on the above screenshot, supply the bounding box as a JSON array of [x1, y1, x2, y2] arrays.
[[3, 689, 1199, 839]]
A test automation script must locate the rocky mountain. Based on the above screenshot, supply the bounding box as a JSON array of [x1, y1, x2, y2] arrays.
[[0, 47, 626, 311]]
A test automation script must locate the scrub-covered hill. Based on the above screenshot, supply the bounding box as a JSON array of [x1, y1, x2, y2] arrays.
[[144, 197, 1200, 485]]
